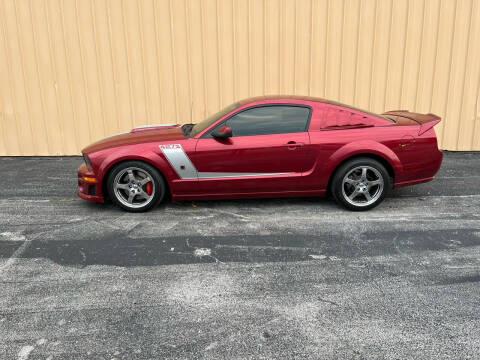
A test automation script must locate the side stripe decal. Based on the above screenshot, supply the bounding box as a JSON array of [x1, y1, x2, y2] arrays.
[[197, 172, 293, 178], [159, 144, 198, 179], [159, 144, 294, 180]]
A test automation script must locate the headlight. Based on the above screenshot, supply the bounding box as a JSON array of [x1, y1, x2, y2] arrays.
[[83, 153, 93, 171]]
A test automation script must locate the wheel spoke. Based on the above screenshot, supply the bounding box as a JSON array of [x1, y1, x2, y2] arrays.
[[344, 178, 356, 185], [137, 191, 150, 200], [127, 169, 135, 182], [361, 168, 367, 181], [364, 191, 372, 201], [127, 192, 135, 204], [349, 190, 359, 200], [368, 179, 381, 187], [139, 177, 151, 186], [115, 183, 129, 190]]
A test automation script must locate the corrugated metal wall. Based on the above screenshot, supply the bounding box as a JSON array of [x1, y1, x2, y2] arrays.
[[0, 0, 479, 155]]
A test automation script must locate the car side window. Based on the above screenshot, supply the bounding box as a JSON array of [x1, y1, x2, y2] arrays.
[[206, 105, 311, 137]]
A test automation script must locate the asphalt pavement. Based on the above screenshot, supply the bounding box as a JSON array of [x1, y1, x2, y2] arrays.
[[0, 152, 479, 359]]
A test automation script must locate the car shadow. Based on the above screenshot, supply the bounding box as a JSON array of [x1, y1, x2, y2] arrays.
[[84, 194, 338, 213], [84, 187, 441, 214]]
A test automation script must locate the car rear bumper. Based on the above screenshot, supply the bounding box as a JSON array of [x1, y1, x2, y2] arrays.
[[77, 162, 104, 203], [394, 149, 443, 188]]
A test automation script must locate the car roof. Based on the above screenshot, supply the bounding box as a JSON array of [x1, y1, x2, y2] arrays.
[[238, 95, 327, 105], [238, 95, 392, 121]]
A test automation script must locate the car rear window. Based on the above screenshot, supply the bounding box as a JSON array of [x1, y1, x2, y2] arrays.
[[320, 106, 392, 129]]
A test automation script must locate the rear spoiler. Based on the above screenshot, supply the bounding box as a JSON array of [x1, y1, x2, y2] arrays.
[[382, 110, 441, 135], [418, 118, 441, 135]]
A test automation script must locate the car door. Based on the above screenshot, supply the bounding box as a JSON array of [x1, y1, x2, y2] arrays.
[[191, 105, 312, 194]]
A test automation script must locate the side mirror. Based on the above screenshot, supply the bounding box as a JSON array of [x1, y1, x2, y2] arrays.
[[212, 125, 232, 139]]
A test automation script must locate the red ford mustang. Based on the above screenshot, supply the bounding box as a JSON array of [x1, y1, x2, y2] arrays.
[[78, 96, 443, 212]]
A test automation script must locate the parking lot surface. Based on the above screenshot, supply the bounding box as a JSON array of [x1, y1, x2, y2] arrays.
[[1, 152, 479, 359]]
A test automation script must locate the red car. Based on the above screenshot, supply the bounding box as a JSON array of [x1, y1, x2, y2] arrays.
[[78, 96, 443, 212]]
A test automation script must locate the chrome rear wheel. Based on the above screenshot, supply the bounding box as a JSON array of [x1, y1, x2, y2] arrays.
[[332, 157, 390, 211], [341, 166, 384, 207]]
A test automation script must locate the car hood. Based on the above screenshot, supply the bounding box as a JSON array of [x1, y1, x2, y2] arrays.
[[82, 124, 187, 154]]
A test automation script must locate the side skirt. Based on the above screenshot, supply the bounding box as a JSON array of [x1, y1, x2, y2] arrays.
[[171, 189, 326, 201], [394, 176, 434, 188]]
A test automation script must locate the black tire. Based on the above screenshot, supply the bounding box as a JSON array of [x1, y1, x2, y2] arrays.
[[331, 157, 391, 211], [106, 161, 165, 212]]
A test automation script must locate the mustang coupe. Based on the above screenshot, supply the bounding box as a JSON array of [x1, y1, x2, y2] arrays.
[[78, 96, 443, 212]]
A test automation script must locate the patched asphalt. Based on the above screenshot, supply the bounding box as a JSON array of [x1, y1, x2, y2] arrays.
[[0, 152, 479, 359]]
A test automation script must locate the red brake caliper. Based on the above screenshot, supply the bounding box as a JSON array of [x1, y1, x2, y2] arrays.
[[146, 181, 153, 195]]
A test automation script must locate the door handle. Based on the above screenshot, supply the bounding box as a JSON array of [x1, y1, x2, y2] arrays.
[[284, 141, 304, 149]]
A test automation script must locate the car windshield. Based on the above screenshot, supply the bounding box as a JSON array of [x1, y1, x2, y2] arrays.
[[188, 102, 240, 137]]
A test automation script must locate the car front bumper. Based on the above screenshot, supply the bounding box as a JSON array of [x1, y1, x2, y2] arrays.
[[77, 162, 104, 202]]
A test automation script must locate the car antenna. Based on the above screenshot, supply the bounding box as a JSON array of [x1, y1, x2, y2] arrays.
[[190, 102, 193, 125]]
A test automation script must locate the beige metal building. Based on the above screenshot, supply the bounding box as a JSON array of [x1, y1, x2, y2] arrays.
[[0, 0, 479, 155]]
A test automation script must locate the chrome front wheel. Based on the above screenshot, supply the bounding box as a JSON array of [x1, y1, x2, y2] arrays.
[[113, 167, 155, 209], [107, 161, 165, 212]]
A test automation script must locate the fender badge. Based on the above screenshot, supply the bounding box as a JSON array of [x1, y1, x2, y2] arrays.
[[159, 144, 181, 150]]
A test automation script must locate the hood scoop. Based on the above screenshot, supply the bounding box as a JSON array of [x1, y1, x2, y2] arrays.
[[130, 124, 179, 133]]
